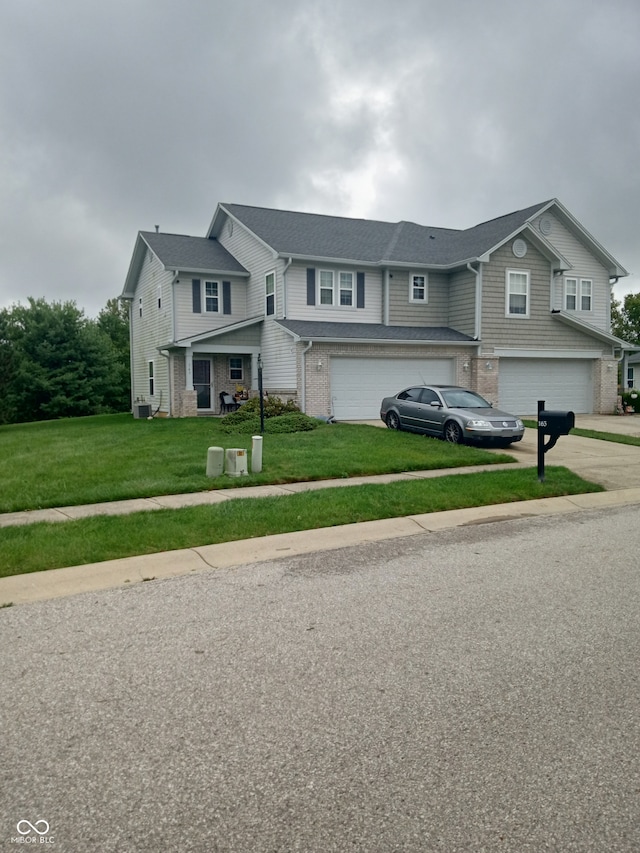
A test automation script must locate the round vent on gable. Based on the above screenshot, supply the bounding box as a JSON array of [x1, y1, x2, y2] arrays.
[[539, 217, 552, 235], [512, 238, 527, 258]]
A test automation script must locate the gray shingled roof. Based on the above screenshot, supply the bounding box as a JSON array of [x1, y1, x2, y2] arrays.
[[276, 320, 474, 343], [221, 200, 552, 266], [141, 231, 248, 274]]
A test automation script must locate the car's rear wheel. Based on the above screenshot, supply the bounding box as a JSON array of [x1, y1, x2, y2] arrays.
[[386, 411, 401, 430], [444, 420, 463, 444]]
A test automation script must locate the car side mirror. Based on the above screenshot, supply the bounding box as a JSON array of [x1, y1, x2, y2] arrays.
[[429, 401, 441, 407]]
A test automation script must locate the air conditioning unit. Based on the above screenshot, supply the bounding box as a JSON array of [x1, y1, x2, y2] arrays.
[[133, 403, 152, 419]]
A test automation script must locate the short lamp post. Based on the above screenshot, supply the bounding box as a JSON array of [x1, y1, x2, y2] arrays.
[[257, 353, 265, 434]]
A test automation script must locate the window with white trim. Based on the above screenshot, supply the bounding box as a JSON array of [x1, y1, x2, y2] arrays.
[[265, 271, 275, 315], [205, 281, 219, 312], [148, 360, 155, 396], [564, 277, 592, 311], [157, 285, 162, 310], [580, 279, 592, 311], [410, 274, 428, 303], [506, 270, 530, 317], [139, 297, 143, 318], [339, 272, 353, 306], [319, 270, 334, 305], [229, 357, 243, 381]]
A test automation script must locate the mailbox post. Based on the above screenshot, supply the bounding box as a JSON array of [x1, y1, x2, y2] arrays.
[[537, 400, 575, 482]]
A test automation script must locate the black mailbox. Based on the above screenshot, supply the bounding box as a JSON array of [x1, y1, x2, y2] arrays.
[[538, 409, 575, 437], [537, 400, 574, 482]]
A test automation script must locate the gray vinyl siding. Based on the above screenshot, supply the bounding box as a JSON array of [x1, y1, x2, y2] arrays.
[[130, 250, 172, 409], [532, 213, 610, 329], [286, 262, 382, 323], [218, 215, 282, 318], [448, 267, 476, 337], [173, 275, 247, 339], [388, 270, 448, 325], [481, 241, 605, 352], [261, 320, 297, 387]]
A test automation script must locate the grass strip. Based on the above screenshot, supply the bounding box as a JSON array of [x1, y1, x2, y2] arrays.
[[0, 467, 602, 578], [522, 420, 640, 447]]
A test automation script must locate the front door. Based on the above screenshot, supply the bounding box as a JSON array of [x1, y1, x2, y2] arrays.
[[193, 358, 213, 410]]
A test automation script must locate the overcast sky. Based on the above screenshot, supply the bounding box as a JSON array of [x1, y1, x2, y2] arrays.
[[1, 0, 638, 318]]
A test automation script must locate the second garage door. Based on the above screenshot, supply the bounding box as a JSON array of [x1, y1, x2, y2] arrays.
[[330, 357, 455, 420], [498, 358, 594, 415]]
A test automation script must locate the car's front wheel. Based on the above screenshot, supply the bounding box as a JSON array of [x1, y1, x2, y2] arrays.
[[444, 420, 463, 444], [386, 411, 401, 430]]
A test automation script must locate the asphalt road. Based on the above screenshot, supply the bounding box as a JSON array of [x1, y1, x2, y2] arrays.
[[2, 505, 640, 852]]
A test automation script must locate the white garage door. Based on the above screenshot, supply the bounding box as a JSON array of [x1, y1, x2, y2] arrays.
[[330, 357, 455, 420], [498, 358, 594, 415]]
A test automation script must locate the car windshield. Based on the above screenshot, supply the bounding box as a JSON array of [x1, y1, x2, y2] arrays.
[[441, 389, 491, 408]]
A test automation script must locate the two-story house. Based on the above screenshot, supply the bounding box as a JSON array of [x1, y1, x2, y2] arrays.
[[121, 199, 631, 419]]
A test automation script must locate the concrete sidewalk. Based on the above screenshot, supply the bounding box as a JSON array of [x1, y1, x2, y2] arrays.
[[1, 415, 639, 605]]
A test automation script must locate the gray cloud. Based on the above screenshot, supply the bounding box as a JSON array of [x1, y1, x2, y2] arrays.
[[1, 0, 638, 317]]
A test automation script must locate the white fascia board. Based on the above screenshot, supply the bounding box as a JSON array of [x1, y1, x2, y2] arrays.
[[533, 199, 629, 277], [551, 310, 635, 349], [278, 253, 380, 268], [286, 335, 477, 346], [170, 266, 250, 278], [121, 233, 150, 298]]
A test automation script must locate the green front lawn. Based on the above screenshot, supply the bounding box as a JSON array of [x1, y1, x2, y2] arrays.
[[0, 466, 602, 578], [0, 414, 513, 513]]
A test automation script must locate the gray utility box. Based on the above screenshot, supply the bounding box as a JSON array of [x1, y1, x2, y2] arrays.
[[133, 403, 152, 419]]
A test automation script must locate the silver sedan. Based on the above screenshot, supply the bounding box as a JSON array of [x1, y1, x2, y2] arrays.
[[380, 384, 525, 445]]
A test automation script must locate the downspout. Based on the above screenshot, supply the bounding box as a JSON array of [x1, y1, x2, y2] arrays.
[[383, 268, 390, 325], [122, 296, 135, 413], [171, 271, 179, 342], [158, 349, 172, 417], [300, 340, 313, 413], [282, 257, 292, 318]]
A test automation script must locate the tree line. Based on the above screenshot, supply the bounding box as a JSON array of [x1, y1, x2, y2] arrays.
[[611, 293, 640, 346], [0, 297, 130, 425]]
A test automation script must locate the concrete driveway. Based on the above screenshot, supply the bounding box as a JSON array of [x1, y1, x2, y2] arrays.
[[361, 414, 640, 491], [502, 415, 640, 490]]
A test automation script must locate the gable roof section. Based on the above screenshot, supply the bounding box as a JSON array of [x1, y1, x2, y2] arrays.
[[211, 200, 565, 269], [141, 232, 248, 275], [276, 319, 475, 344], [122, 231, 248, 298]]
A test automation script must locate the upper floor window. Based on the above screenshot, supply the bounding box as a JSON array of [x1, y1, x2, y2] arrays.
[[410, 274, 428, 303], [564, 278, 592, 311], [265, 271, 275, 315], [157, 285, 162, 310], [205, 281, 219, 312], [339, 272, 353, 306], [139, 297, 143, 318], [506, 269, 529, 318], [317, 269, 356, 307], [319, 270, 334, 305]]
